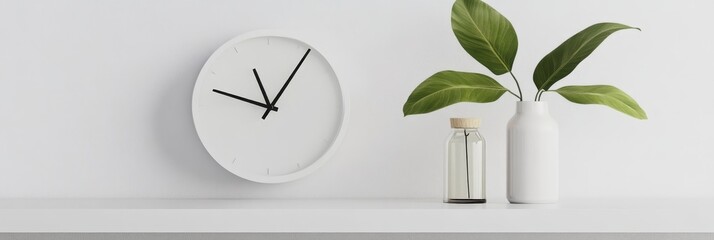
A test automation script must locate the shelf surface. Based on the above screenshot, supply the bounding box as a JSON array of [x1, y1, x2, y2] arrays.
[[0, 198, 712, 233]]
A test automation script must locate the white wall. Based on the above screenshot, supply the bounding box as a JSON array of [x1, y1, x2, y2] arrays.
[[1, 0, 712, 201]]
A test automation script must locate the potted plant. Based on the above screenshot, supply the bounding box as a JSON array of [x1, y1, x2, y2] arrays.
[[402, 0, 646, 203]]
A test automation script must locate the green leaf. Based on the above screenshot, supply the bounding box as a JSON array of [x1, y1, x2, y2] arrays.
[[533, 23, 639, 90], [403, 71, 508, 116], [553, 85, 647, 119], [451, 0, 518, 75]]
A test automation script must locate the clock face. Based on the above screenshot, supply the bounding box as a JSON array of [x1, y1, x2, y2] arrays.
[[192, 32, 347, 183]]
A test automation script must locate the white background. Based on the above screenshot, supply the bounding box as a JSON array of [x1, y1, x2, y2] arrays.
[[0, 0, 712, 201]]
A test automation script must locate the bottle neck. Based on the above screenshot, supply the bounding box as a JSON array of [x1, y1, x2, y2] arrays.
[[516, 101, 549, 114]]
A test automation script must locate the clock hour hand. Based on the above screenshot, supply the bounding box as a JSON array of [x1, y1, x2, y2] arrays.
[[212, 89, 278, 112], [261, 48, 311, 119], [252, 69, 272, 119]]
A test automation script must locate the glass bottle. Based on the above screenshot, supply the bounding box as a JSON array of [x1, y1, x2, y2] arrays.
[[444, 118, 486, 203]]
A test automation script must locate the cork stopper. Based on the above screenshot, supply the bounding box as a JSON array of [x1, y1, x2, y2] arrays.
[[450, 118, 480, 129]]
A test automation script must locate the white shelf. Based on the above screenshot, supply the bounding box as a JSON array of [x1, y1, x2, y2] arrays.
[[0, 198, 712, 233]]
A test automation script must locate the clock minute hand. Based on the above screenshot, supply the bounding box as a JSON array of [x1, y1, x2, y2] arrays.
[[253, 68, 273, 120], [212, 89, 278, 112], [261, 48, 311, 119]]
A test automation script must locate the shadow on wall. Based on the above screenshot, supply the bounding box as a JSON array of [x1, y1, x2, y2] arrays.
[[149, 46, 253, 189]]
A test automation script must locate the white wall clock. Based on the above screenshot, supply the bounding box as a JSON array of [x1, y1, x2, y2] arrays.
[[192, 30, 348, 183]]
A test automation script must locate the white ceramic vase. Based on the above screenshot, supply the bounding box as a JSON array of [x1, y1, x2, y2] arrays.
[[507, 101, 559, 203]]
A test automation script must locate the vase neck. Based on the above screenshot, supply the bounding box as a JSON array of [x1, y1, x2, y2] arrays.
[[516, 101, 549, 114]]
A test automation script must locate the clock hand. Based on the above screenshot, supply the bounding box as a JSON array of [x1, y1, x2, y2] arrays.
[[253, 68, 273, 120], [261, 48, 311, 119], [212, 89, 278, 111]]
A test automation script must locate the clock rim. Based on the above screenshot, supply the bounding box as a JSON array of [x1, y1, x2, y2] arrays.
[[191, 29, 349, 184]]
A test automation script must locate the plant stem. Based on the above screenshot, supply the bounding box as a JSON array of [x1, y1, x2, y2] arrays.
[[507, 90, 519, 99], [463, 129, 471, 199], [534, 89, 543, 101], [537, 90, 546, 101], [508, 71, 523, 101]]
